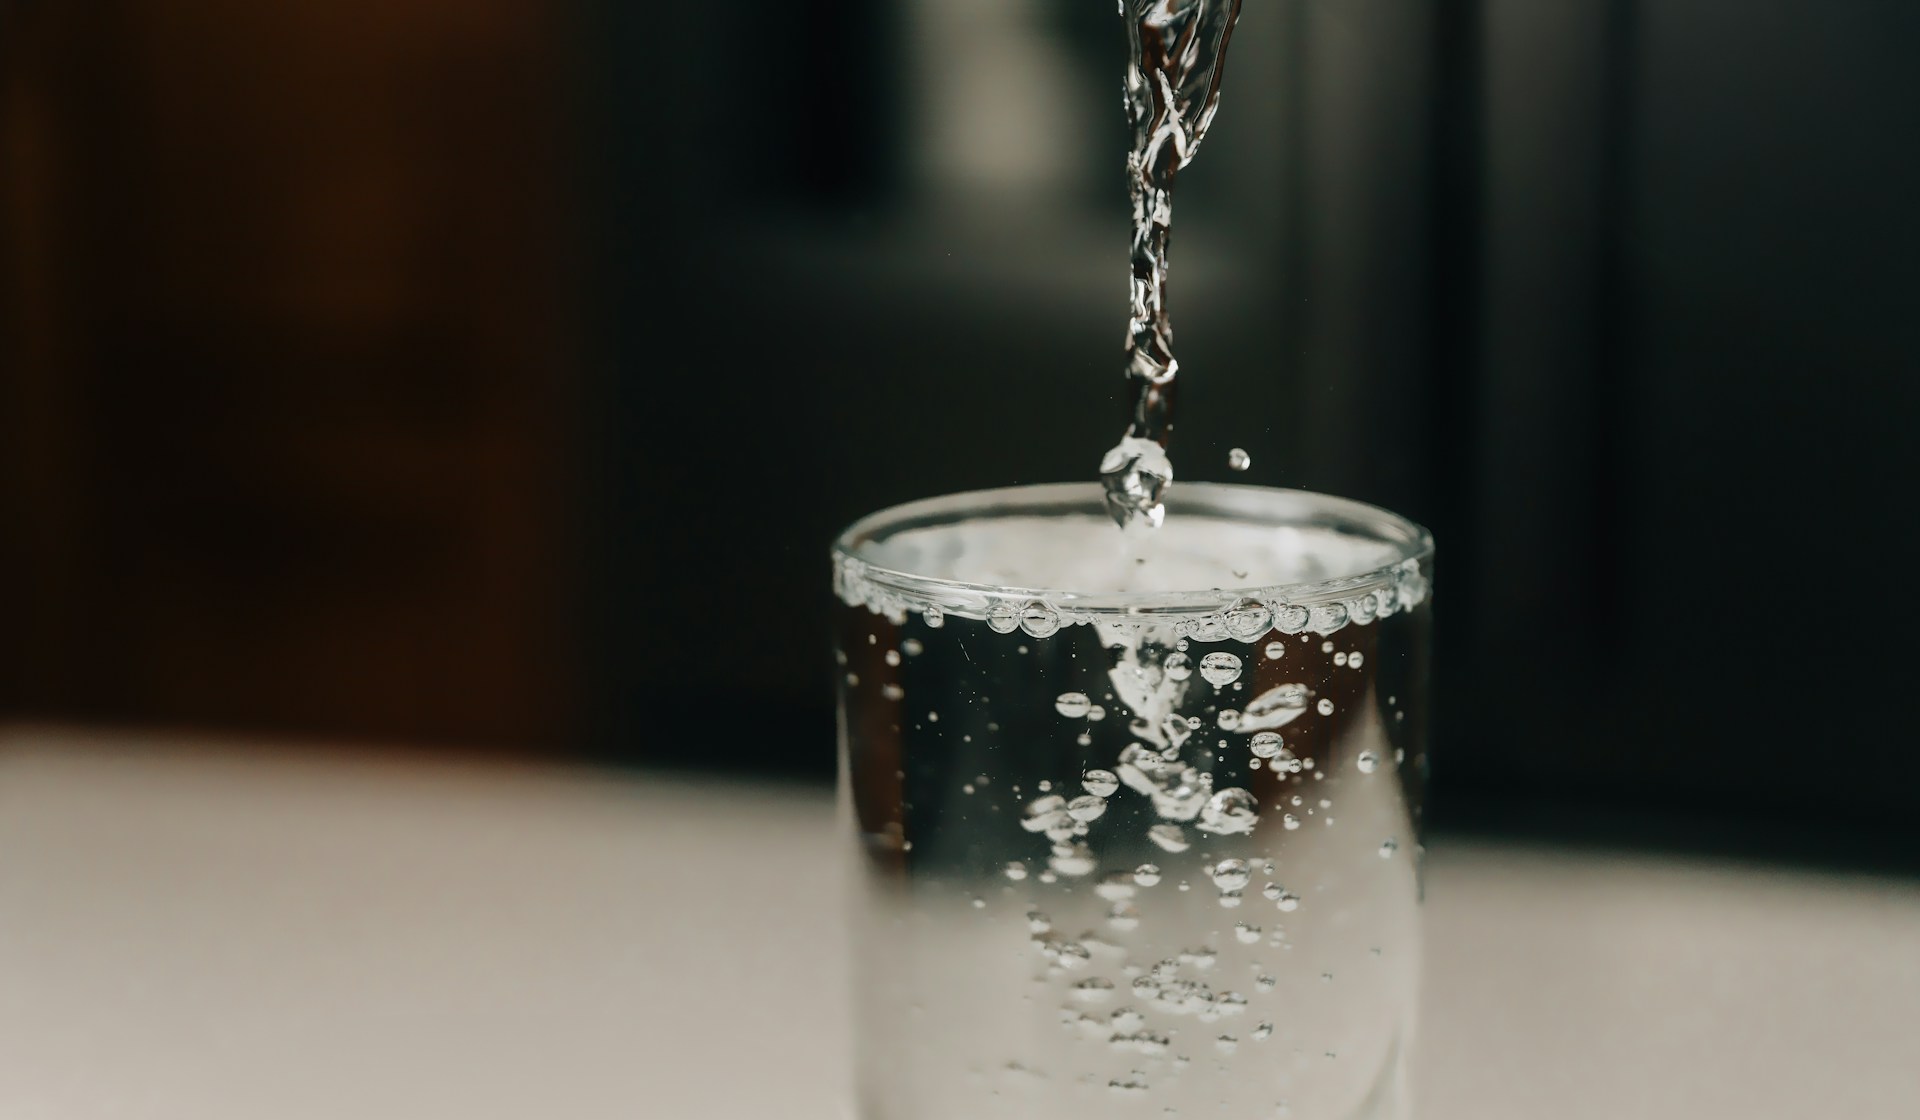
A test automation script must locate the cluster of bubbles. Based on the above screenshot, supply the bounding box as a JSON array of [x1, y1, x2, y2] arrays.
[[834, 552, 1429, 643]]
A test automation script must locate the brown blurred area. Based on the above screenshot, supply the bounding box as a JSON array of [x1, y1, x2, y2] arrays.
[[0, 0, 580, 749]]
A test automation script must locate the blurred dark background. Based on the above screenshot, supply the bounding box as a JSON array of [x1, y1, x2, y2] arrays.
[[4, 2, 1916, 862]]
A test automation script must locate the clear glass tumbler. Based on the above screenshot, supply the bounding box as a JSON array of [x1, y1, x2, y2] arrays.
[[833, 483, 1432, 1120]]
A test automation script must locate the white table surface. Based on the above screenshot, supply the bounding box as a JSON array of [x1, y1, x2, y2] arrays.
[[3, 725, 1917, 1120]]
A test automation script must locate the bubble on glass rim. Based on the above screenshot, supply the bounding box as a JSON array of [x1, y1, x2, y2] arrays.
[[1020, 600, 1062, 639], [987, 602, 1020, 634], [1056, 691, 1093, 718], [1274, 604, 1310, 634], [1308, 604, 1350, 635], [1198, 651, 1243, 687], [1223, 597, 1272, 640]]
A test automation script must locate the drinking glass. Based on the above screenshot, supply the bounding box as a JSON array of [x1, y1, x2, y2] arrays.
[[834, 482, 1432, 1120]]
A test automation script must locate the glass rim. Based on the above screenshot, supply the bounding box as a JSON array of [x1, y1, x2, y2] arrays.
[[832, 482, 1432, 630]]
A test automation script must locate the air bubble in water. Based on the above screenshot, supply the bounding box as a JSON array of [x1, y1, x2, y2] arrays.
[[1274, 889, 1300, 912], [1380, 837, 1399, 859], [1332, 652, 1346, 667], [1020, 601, 1061, 639], [1215, 991, 1248, 1016], [1198, 652, 1243, 687], [1249, 731, 1285, 759], [1162, 652, 1194, 681], [1021, 795, 1070, 833], [1356, 751, 1380, 774], [987, 604, 1019, 634], [1096, 872, 1139, 901], [1072, 978, 1116, 1003], [1348, 651, 1363, 668], [1217, 890, 1243, 908], [1282, 814, 1300, 831], [1252, 1022, 1274, 1041], [1227, 448, 1251, 471], [1068, 795, 1109, 822], [1107, 901, 1142, 932], [1134, 863, 1163, 887], [1239, 683, 1310, 731], [1005, 862, 1029, 881], [1217, 1034, 1240, 1053], [884, 650, 901, 667], [1316, 698, 1335, 716], [1217, 709, 1242, 731], [902, 638, 923, 656], [1107, 1074, 1149, 1096], [1112, 1007, 1148, 1032], [1234, 923, 1262, 944], [1196, 788, 1259, 835], [1051, 842, 1098, 877], [1117, 743, 1172, 796], [1028, 910, 1053, 933], [1082, 769, 1121, 798], [1264, 641, 1286, 660], [1308, 604, 1349, 634], [1224, 598, 1272, 639], [1088, 704, 1107, 721], [1148, 824, 1191, 852], [1209, 859, 1251, 891], [1255, 974, 1277, 992], [1056, 692, 1093, 718], [1152, 766, 1213, 822]]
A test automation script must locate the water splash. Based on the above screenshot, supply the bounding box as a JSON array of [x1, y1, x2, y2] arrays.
[[1100, 0, 1246, 528]]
